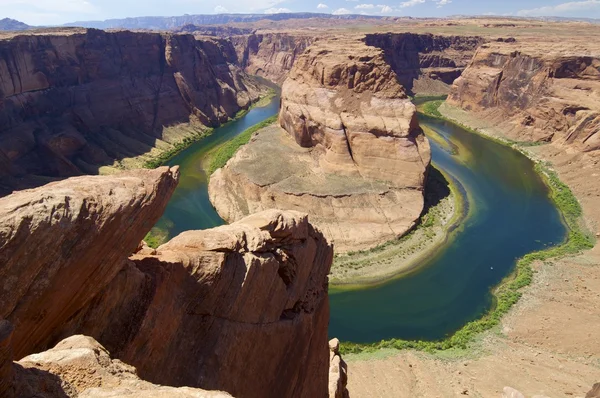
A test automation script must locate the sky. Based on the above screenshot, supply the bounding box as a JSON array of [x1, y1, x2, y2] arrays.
[[3, 0, 600, 26]]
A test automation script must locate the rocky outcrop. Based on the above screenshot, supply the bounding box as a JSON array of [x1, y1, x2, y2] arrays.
[[7, 333, 231, 397], [231, 33, 315, 83], [365, 33, 484, 95], [210, 38, 430, 251], [62, 209, 333, 397], [0, 29, 265, 194], [447, 41, 600, 152], [0, 167, 334, 397], [0, 167, 179, 359], [328, 339, 349, 398]]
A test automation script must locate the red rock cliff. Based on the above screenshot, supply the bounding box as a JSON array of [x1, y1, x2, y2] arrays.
[[0, 169, 334, 397], [0, 29, 264, 192], [447, 41, 600, 151]]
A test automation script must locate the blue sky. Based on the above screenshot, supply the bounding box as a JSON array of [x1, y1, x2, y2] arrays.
[[3, 0, 600, 25]]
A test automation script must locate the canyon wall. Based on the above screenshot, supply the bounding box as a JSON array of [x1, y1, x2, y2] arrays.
[[447, 41, 600, 151], [365, 32, 484, 95], [0, 169, 338, 397], [230, 32, 315, 84], [0, 28, 264, 194], [210, 38, 431, 252]]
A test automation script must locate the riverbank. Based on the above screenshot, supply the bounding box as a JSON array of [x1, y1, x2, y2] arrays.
[[97, 87, 275, 174], [346, 100, 600, 397], [330, 164, 464, 286], [339, 99, 593, 355]]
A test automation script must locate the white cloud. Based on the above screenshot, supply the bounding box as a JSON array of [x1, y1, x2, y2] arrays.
[[435, 0, 451, 7], [317, 3, 328, 8], [355, 3, 374, 8], [332, 7, 352, 14], [399, 0, 425, 7], [380, 4, 393, 12], [214, 5, 228, 13], [517, 0, 600, 16], [264, 7, 291, 13]]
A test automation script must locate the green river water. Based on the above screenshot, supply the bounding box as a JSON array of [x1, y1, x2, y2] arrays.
[[153, 94, 567, 343]]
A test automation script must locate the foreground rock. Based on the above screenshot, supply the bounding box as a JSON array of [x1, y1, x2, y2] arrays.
[[0, 29, 264, 194], [0, 167, 335, 397], [5, 331, 231, 397], [0, 167, 179, 359], [447, 40, 600, 152], [65, 209, 333, 397], [211, 38, 430, 252]]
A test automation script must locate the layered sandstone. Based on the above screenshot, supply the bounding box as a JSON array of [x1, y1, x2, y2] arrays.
[[210, 38, 430, 252], [231, 32, 315, 83], [365, 32, 484, 95], [0, 167, 335, 397], [447, 41, 600, 152], [0, 29, 264, 194], [0, 166, 179, 358]]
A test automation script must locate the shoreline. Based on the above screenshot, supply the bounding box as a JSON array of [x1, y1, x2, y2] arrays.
[[339, 100, 594, 355], [329, 164, 468, 288], [99, 87, 275, 174]]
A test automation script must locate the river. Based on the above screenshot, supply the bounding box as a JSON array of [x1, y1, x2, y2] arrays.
[[152, 94, 567, 344]]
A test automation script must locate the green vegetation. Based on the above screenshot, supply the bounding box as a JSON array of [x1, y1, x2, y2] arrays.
[[143, 227, 169, 249], [206, 115, 278, 175], [418, 99, 445, 118], [339, 99, 595, 356], [143, 129, 212, 169], [143, 89, 276, 170]]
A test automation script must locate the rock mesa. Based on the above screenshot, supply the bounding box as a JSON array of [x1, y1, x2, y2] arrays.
[[210, 38, 431, 251]]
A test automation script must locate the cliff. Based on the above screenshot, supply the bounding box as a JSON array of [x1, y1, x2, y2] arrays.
[[210, 38, 431, 252], [365, 32, 484, 95], [0, 169, 338, 397], [447, 41, 600, 152], [0, 29, 265, 194], [231, 32, 315, 84]]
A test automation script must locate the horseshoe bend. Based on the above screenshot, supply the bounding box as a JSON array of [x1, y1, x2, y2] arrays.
[[1, 13, 600, 398]]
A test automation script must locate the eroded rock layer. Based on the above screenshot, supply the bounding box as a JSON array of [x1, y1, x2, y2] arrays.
[[0, 166, 179, 359], [0, 29, 264, 193], [0, 167, 334, 397], [231, 32, 315, 83], [211, 38, 430, 252], [447, 41, 600, 152], [365, 33, 484, 95]]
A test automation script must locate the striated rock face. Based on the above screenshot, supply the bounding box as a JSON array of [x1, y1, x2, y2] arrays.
[[447, 41, 600, 152], [0, 167, 179, 359], [8, 333, 231, 397], [64, 209, 333, 398], [365, 33, 484, 95], [278, 39, 429, 187], [0, 29, 264, 193], [0, 171, 334, 398], [211, 38, 430, 251], [231, 32, 315, 83]]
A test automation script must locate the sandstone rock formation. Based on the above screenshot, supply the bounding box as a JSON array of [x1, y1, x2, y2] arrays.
[[447, 41, 600, 152], [65, 209, 333, 398], [328, 338, 349, 398], [4, 330, 231, 397], [0, 166, 179, 359], [231, 32, 315, 83], [0, 166, 335, 397], [365, 32, 484, 95], [210, 38, 431, 251], [0, 29, 265, 194]]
